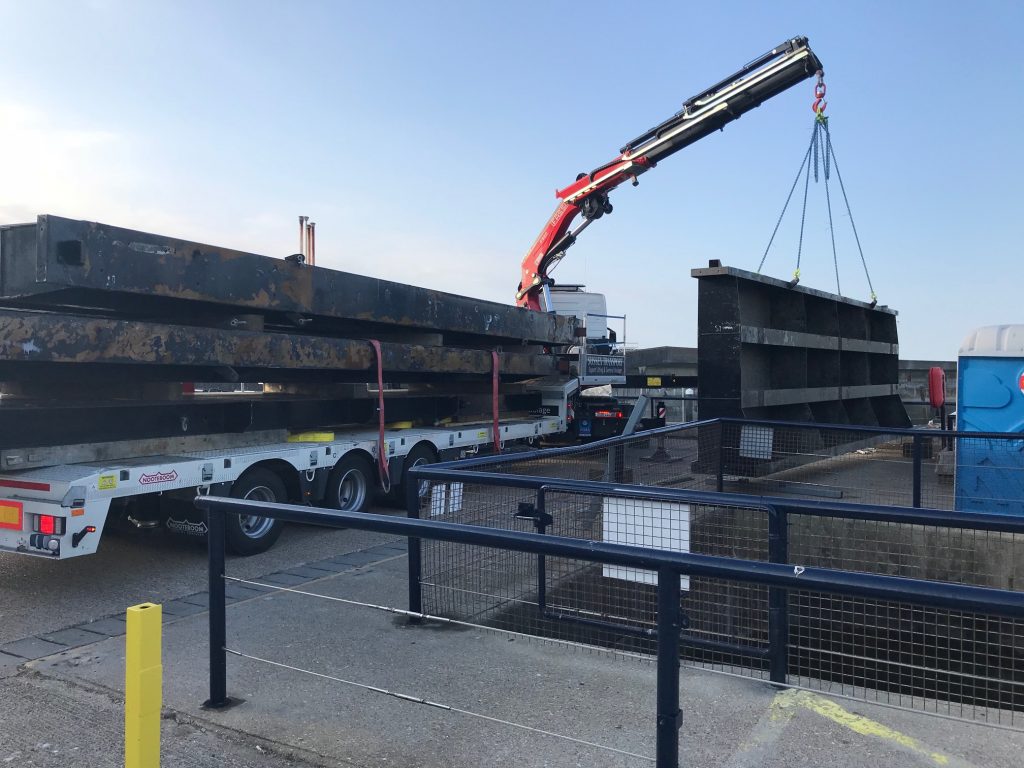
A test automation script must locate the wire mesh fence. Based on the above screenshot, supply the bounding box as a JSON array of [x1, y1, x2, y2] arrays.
[[470, 418, 1024, 513], [414, 417, 1024, 727], [788, 592, 1024, 724]]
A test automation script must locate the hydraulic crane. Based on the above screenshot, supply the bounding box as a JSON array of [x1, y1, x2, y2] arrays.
[[516, 36, 823, 311]]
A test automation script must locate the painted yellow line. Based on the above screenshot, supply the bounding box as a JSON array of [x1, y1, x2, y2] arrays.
[[772, 689, 952, 766]]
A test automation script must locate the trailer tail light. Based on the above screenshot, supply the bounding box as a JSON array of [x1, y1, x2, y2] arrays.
[[594, 410, 625, 419], [72, 525, 97, 548], [33, 514, 65, 536]]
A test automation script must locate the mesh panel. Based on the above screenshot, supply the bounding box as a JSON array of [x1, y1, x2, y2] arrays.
[[789, 593, 1024, 727], [414, 418, 1024, 727], [420, 489, 771, 666]]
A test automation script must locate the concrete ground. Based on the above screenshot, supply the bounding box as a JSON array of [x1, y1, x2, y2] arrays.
[[3, 547, 1022, 767]]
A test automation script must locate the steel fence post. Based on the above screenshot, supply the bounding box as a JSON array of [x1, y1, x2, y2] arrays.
[[655, 566, 682, 768], [912, 435, 923, 508], [204, 507, 229, 708], [767, 507, 789, 685], [536, 490, 548, 612], [406, 472, 423, 624], [716, 422, 725, 492]]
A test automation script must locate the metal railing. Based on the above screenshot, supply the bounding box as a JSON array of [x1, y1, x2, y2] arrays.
[[197, 491, 1024, 766], [406, 418, 1024, 726], [452, 417, 1024, 512]]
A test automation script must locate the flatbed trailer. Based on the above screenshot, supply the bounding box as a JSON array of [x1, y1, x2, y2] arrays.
[[0, 411, 567, 559]]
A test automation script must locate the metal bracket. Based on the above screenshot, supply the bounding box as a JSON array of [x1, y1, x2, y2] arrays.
[[514, 502, 553, 531]]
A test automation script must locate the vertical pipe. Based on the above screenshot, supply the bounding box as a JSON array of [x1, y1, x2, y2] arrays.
[[298, 215, 307, 260], [655, 566, 682, 768], [912, 435, 922, 508], [309, 222, 316, 266], [406, 475, 423, 624], [767, 507, 789, 685], [205, 509, 229, 708], [716, 422, 725, 493], [125, 602, 162, 768], [536, 490, 547, 612], [541, 283, 553, 313], [613, 444, 626, 483]]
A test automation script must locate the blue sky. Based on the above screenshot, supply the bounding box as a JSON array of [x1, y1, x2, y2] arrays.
[[1, 1, 1021, 360]]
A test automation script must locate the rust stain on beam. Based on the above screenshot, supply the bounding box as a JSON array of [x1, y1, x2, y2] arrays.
[[0, 310, 558, 380]]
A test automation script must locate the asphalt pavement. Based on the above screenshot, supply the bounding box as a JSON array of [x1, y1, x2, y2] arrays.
[[0, 511, 403, 645]]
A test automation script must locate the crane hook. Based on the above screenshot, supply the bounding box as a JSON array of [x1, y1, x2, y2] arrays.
[[811, 70, 827, 116]]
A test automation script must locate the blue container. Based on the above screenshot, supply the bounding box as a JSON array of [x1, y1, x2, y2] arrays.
[[955, 325, 1024, 515]]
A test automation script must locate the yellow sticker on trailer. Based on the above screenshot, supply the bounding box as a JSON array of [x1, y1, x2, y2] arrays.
[[0, 500, 23, 530], [476, 430, 488, 440], [647, 376, 662, 387], [98, 474, 117, 490]]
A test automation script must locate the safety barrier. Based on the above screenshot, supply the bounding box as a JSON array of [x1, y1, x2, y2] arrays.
[[406, 418, 1024, 728], [197, 492, 1024, 767], [443, 417, 1024, 512]]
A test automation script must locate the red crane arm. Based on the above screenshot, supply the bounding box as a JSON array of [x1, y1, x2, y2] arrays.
[[515, 36, 823, 311]]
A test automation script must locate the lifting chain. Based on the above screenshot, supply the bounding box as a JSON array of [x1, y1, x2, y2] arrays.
[[758, 70, 878, 306]]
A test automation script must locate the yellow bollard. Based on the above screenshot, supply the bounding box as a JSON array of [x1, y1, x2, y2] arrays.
[[125, 603, 162, 768]]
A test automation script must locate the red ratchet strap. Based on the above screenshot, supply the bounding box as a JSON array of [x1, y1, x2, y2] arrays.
[[491, 350, 501, 454], [368, 340, 390, 487]]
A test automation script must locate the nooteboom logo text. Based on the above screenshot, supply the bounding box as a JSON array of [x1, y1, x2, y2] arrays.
[[139, 470, 179, 485], [166, 518, 209, 536]]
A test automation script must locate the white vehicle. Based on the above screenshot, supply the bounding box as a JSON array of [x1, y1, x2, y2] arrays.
[[0, 385, 572, 559]]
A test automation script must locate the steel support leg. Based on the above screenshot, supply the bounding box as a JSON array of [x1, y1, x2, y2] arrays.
[[655, 567, 682, 768], [406, 475, 423, 624], [204, 509, 229, 708], [912, 435, 923, 508], [767, 508, 789, 685]]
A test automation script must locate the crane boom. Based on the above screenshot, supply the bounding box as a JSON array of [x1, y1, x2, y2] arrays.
[[516, 36, 823, 310]]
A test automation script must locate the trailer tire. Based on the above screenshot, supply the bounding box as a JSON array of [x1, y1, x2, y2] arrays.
[[385, 443, 437, 507], [325, 454, 373, 512], [226, 468, 288, 555]]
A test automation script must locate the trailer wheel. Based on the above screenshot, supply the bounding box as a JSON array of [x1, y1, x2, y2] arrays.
[[226, 468, 288, 555], [385, 443, 437, 507], [326, 454, 373, 512]]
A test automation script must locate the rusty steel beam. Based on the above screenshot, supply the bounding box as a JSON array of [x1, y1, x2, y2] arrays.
[[0, 216, 576, 346], [0, 309, 560, 383]]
